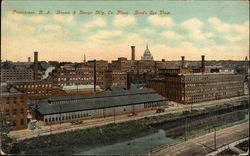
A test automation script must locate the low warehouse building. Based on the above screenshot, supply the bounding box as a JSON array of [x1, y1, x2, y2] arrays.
[[34, 86, 169, 125]]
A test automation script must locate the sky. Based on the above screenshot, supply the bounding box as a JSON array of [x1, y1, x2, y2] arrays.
[[1, 0, 249, 62]]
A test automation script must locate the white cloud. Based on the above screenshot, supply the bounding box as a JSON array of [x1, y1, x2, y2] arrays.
[[83, 17, 107, 28], [208, 17, 249, 34], [53, 15, 75, 25], [181, 18, 203, 32], [112, 15, 136, 26], [224, 35, 243, 42], [29, 16, 46, 23], [147, 15, 174, 27], [44, 24, 62, 31], [161, 31, 182, 40], [21, 25, 36, 34], [140, 28, 155, 34], [181, 18, 214, 41], [85, 30, 123, 43], [6, 13, 25, 21]]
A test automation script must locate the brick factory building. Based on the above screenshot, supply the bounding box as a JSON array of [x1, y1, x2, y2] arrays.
[[147, 56, 245, 104], [110, 57, 175, 75], [104, 70, 127, 88], [9, 81, 64, 99], [52, 68, 106, 88], [86, 60, 108, 71], [1, 84, 28, 130], [0, 69, 34, 82]]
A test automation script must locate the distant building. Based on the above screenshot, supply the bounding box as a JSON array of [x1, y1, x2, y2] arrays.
[[86, 60, 108, 71], [147, 55, 245, 104], [9, 81, 64, 99], [104, 70, 127, 88], [52, 68, 106, 88], [141, 45, 154, 61], [147, 73, 244, 104], [0, 69, 34, 82], [1, 84, 28, 130], [109, 57, 175, 76]]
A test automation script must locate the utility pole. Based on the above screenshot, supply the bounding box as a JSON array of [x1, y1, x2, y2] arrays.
[[185, 117, 187, 141], [113, 107, 115, 124], [60, 105, 62, 125], [214, 127, 216, 150]]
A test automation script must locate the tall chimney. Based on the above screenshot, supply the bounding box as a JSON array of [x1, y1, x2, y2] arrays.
[[127, 73, 131, 90], [131, 46, 135, 61], [181, 56, 185, 69], [34, 52, 38, 80], [201, 55, 205, 74], [94, 60, 96, 93]]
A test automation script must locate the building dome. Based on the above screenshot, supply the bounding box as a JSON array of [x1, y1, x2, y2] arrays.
[[141, 45, 154, 60]]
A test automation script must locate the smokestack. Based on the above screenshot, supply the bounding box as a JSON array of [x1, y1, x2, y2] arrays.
[[201, 55, 205, 74], [131, 46, 135, 61], [28, 57, 31, 62], [94, 60, 96, 93], [127, 73, 131, 90], [34, 52, 38, 80], [181, 56, 185, 69]]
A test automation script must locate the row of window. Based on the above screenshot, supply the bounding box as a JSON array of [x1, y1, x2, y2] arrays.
[[45, 113, 90, 123], [5, 108, 25, 117], [184, 75, 244, 82], [15, 84, 52, 89], [144, 101, 165, 108]]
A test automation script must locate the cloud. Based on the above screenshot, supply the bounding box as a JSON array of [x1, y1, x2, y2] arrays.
[[181, 18, 214, 41], [123, 33, 149, 45], [224, 35, 243, 42], [208, 17, 249, 34], [44, 24, 62, 31], [147, 15, 174, 27], [83, 17, 107, 28], [181, 18, 203, 32], [112, 15, 136, 26], [52, 15, 75, 25], [29, 16, 46, 23], [161, 31, 182, 40], [85, 30, 123, 43]]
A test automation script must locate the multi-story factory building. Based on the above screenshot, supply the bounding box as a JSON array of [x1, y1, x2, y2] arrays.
[[9, 81, 64, 99], [0, 69, 34, 82], [104, 70, 127, 88], [1, 84, 28, 130], [110, 58, 175, 75], [147, 73, 244, 104], [52, 68, 105, 88], [147, 56, 245, 104]]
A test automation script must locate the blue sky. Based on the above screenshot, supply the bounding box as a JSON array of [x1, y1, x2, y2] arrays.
[[2, 0, 249, 62]]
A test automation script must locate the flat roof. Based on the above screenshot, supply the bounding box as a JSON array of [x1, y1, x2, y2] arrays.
[[37, 93, 167, 115]]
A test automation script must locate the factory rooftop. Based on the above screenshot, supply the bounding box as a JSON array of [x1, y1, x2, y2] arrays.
[[35, 86, 168, 115]]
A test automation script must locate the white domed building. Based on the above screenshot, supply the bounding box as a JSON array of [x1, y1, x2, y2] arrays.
[[141, 45, 154, 61]]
